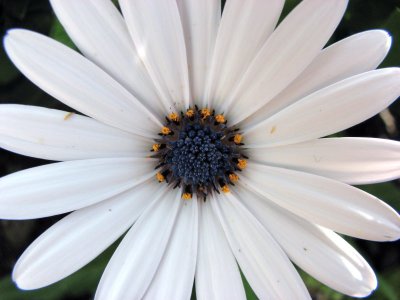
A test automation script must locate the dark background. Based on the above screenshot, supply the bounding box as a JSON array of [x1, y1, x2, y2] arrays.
[[0, 0, 399, 299]]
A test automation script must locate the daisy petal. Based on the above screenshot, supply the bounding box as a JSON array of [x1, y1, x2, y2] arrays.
[[119, 0, 190, 110], [95, 190, 181, 300], [4, 29, 161, 137], [211, 194, 310, 299], [226, 0, 348, 124], [0, 158, 154, 220], [205, 0, 284, 109], [249, 137, 400, 184], [49, 0, 166, 117], [237, 186, 377, 297], [196, 198, 246, 300], [144, 197, 198, 299], [242, 30, 392, 129], [13, 180, 163, 290], [245, 68, 400, 148], [0, 104, 149, 161], [176, 0, 221, 105], [243, 162, 400, 241]]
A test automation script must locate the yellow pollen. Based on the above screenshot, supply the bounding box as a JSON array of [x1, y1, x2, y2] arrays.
[[237, 159, 247, 170], [161, 126, 171, 135], [156, 172, 164, 182], [152, 144, 161, 152], [229, 173, 239, 183], [186, 109, 194, 117], [168, 112, 179, 122], [182, 193, 192, 200], [221, 185, 230, 193], [201, 108, 211, 119], [215, 114, 225, 123], [234, 134, 243, 144]]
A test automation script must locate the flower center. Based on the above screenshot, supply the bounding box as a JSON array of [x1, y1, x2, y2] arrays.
[[151, 107, 247, 200]]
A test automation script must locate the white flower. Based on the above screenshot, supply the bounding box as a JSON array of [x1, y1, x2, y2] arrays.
[[1, 0, 400, 299]]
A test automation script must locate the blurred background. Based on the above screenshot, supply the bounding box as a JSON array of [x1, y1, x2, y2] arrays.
[[0, 0, 399, 299]]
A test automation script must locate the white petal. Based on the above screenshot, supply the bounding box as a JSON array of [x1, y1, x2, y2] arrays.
[[120, 0, 190, 111], [0, 104, 150, 161], [245, 68, 400, 148], [176, 0, 221, 105], [205, 0, 284, 109], [49, 0, 167, 117], [196, 198, 246, 300], [248, 137, 400, 184], [4, 29, 161, 137], [95, 190, 181, 300], [144, 197, 198, 299], [211, 194, 310, 299], [0, 158, 155, 219], [243, 162, 400, 241], [237, 185, 377, 297], [13, 180, 163, 290], [242, 30, 392, 129], [225, 0, 348, 124]]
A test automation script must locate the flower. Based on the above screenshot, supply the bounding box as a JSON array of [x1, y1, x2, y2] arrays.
[[1, 0, 400, 299]]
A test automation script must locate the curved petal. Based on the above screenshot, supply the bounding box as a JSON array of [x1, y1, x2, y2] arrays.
[[248, 137, 400, 184], [4, 29, 161, 137], [245, 68, 400, 148], [0, 104, 150, 161], [13, 180, 163, 290], [195, 198, 246, 300], [0, 158, 155, 219], [236, 185, 377, 297], [225, 0, 348, 124], [119, 0, 190, 111], [49, 0, 167, 117], [242, 162, 400, 241], [176, 0, 220, 105], [211, 193, 310, 299], [241, 30, 392, 129], [143, 196, 198, 299], [95, 190, 181, 300], [204, 0, 284, 109]]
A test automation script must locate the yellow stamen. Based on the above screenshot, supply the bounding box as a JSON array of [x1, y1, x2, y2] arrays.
[[215, 114, 225, 123], [152, 144, 161, 152], [168, 112, 179, 122], [201, 108, 211, 119], [156, 172, 164, 182], [237, 159, 247, 170], [161, 126, 171, 135], [221, 185, 230, 193], [233, 134, 242, 144], [182, 193, 192, 200], [186, 109, 195, 117], [229, 173, 239, 183]]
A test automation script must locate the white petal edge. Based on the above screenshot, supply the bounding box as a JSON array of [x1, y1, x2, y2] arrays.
[[143, 196, 198, 299], [49, 0, 168, 118], [119, 0, 190, 111], [225, 0, 348, 124], [0, 104, 150, 161], [176, 0, 220, 106], [204, 0, 284, 109], [211, 193, 311, 299], [4, 29, 161, 137], [248, 137, 400, 185], [236, 185, 377, 297], [0, 158, 155, 219], [245, 68, 400, 148], [195, 198, 246, 300], [241, 30, 392, 129], [13, 180, 164, 290], [242, 162, 400, 241], [95, 190, 181, 300]]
